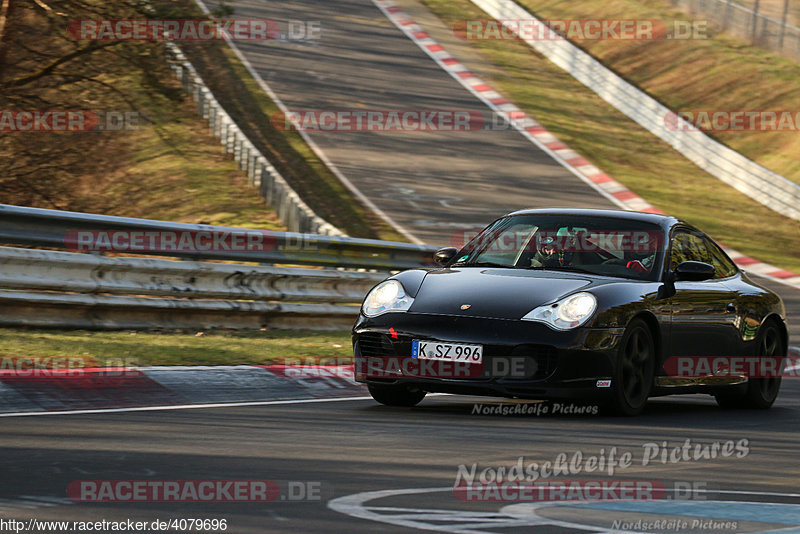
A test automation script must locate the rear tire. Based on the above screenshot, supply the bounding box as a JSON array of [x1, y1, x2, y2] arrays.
[[715, 320, 784, 410], [368, 384, 426, 407], [608, 319, 655, 416]]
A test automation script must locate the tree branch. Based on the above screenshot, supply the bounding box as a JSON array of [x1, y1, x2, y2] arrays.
[[4, 40, 122, 87]]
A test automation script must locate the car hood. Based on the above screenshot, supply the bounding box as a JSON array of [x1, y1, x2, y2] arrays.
[[407, 268, 593, 320]]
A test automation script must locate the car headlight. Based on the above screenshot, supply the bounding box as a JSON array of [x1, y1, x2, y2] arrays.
[[362, 280, 414, 317], [522, 292, 597, 330]]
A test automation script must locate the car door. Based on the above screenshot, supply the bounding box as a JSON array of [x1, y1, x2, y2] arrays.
[[667, 229, 739, 358], [701, 234, 749, 354]]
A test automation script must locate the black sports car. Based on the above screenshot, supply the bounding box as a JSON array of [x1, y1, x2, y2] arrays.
[[353, 209, 788, 415]]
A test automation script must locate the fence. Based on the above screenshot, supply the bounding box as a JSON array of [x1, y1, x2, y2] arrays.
[[671, 0, 800, 60], [471, 0, 800, 222]]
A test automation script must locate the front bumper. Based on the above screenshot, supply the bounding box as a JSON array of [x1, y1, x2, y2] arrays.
[[353, 312, 624, 400]]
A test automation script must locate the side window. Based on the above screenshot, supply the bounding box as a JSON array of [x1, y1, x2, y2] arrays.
[[703, 237, 738, 278], [670, 231, 710, 270]]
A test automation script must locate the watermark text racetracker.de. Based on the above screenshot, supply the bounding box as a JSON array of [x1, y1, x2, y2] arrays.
[[271, 110, 485, 132], [450, 228, 663, 254], [64, 229, 317, 253], [272, 110, 634, 133], [665, 110, 800, 132], [664, 355, 800, 378], [452, 18, 708, 41], [0, 356, 92, 377], [0, 356, 139, 377], [67, 480, 328, 502], [67, 19, 320, 42], [0, 356, 144, 381], [355, 354, 558, 380], [0, 111, 139, 132], [453, 480, 717, 502]]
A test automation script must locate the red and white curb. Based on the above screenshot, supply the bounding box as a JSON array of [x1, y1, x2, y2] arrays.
[[372, 0, 800, 291], [3, 358, 799, 416], [0, 365, 363, 414]]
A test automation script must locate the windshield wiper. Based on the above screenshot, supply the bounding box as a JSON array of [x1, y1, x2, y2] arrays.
[[451, 261, 516, 269]]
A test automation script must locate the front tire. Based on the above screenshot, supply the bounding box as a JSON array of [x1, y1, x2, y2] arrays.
[[368, 384, 426, 407], [609, 319, 655, 416], [715, 320, 784, 410]]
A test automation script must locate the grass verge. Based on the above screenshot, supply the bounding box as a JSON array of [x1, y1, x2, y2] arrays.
[[103, 104, 286, 230], [0, 329, 353, 367], [419, 0, 800, 273], [511, 0, 800, 183]]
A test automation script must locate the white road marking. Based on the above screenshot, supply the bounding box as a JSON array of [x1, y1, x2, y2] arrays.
[[0, 393, 450, 418], [329, 486, 800, 534], [328, 486, 628, 533], [0, 395, 376, 418]]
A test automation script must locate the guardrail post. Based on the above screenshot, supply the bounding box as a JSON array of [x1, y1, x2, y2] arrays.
[[181, 67, 190, 92], [288, 205, 299, 233], [247, 153, 257, 186], [217, 118, 226, 145], [261, 163, 274, 205], [752, 0, 761, 41], [227, 128, 236, 154], [192, 80, 201, 103], [215, 112, 225, 139], [778, 0, 789, 47], [208, 101, 217, 131], [197, 89, 205, 118]]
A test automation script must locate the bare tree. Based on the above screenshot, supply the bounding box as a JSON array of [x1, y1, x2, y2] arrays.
[[0, 0, 195, 210]]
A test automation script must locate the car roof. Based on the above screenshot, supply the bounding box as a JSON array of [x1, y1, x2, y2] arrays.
[[504, 208, 680, 230]]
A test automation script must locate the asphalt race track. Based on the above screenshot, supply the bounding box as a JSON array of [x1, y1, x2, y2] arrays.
[[3, 1, 799, 533], [1, 381, 799, 533], [201, 0, 619, 245]]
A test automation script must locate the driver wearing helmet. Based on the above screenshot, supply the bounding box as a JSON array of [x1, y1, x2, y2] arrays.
[[530, 233, 573, 268]]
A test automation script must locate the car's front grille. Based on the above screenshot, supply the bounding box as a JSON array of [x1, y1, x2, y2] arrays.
[[355, 332, 557, 380], [356, 332, 412, 357]]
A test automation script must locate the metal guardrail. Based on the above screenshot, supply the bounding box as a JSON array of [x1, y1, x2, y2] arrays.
[[0, 246, 384, 303], [0, 246, 385, 330], [472, 0, 800, 222], [0, 204, 436, 271], [0, 204, 438, 330]]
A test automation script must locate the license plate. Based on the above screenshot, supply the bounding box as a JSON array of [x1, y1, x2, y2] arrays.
[[412, 340, 483, 363]]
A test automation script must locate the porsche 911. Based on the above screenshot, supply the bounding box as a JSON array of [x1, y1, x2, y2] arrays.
[[353, 209, 788, 415]]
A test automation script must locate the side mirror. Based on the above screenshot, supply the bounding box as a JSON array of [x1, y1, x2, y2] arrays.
[[433, 247, 459, 266], [674, 261, 715, 282]]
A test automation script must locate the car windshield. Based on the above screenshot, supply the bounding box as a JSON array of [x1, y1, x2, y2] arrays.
[[452, 214, 666, 281]]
